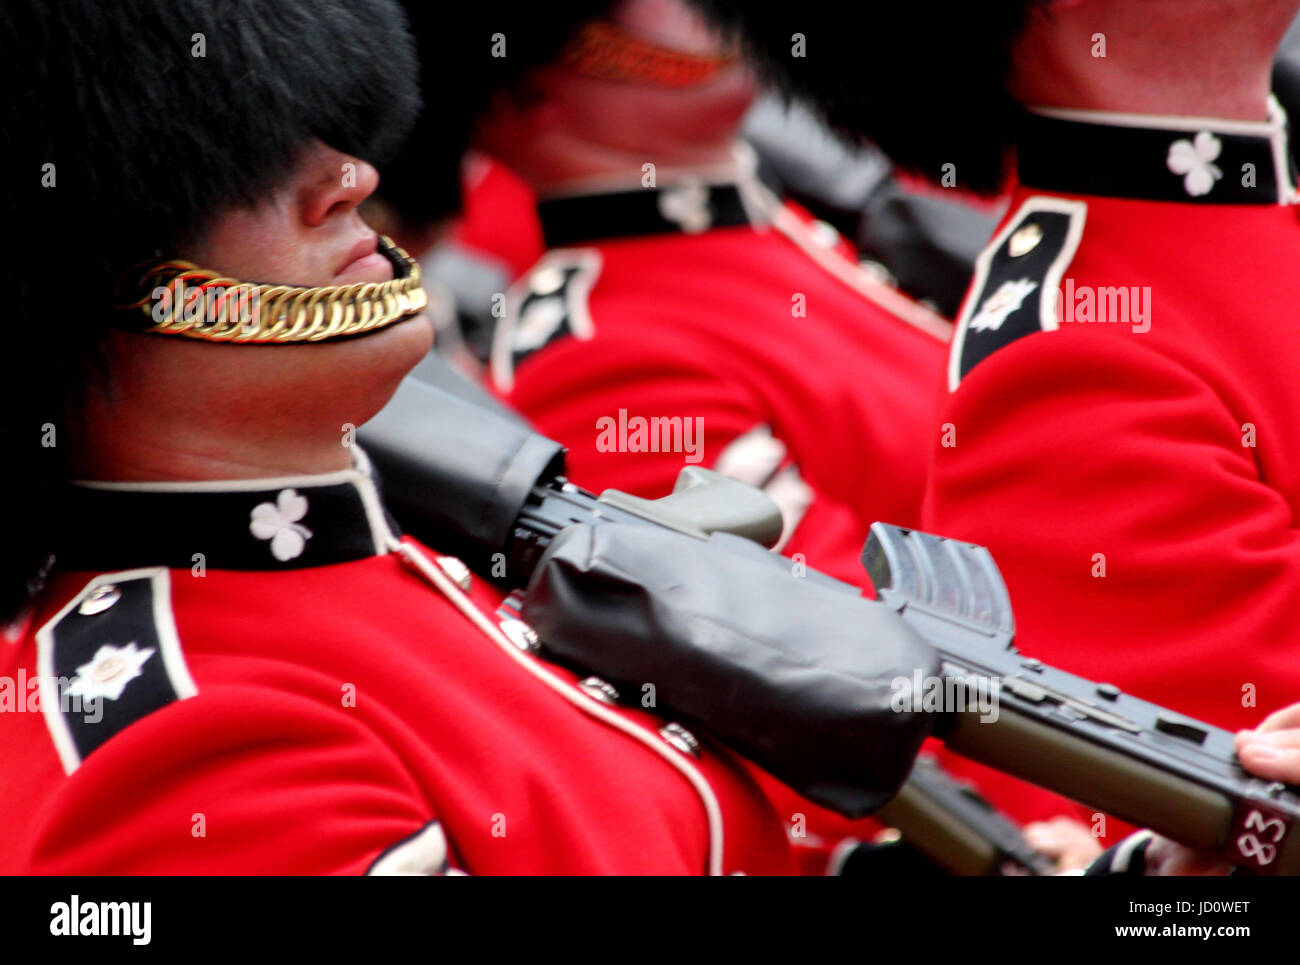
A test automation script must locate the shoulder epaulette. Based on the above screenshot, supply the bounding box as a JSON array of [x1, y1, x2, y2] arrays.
[[949, 197, 1087, 390], [37, 568, 198, 773], [490, 249, 603, 392]]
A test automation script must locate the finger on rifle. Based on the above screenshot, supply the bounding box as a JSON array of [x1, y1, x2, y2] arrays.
[[1235, 730, 1300, 784], [1254, 701, 1300, 734]]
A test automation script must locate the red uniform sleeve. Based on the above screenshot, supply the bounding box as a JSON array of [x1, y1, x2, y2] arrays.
[[509, 331, 757, 494], [23, 686, 442, 875], [923, 331, 1300, 829], [504, 329, 873, 587]]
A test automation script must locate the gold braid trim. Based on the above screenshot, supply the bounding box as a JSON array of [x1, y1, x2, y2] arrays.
[[113, 236, 427, 343], [561, 20, 739, 88]]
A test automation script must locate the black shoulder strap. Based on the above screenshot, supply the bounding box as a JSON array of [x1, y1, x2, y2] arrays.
[[490, 249, 603, 392], [37, 568, 198, 773], [949, 197, 1087, 390]]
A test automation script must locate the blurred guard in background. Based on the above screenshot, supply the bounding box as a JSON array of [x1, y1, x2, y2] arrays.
[[385, 0, 962, 873], [410, 95, 1000, 371], [0, 0, 798, 875], [405, 0, 952, 592], [932, 0, 1300, 852]]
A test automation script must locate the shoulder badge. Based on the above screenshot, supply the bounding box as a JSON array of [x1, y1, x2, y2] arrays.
[[948, 197, 1087, 391], [37, 568, 198, 774], [490, 249, 603, 392]]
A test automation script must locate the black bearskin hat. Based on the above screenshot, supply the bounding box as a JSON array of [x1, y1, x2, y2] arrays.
[[377, 0, 615, 228], [0, 0, 420, 619], [689, 1, 1037, 195]]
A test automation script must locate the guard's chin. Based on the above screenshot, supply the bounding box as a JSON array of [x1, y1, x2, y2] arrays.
[[405, 312, 436, 358], [376, 311, 436, 360], [344, 311, 436, 421]]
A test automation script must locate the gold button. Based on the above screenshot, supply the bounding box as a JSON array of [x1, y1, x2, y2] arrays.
[[1008, 222, 1043, 257], [499, 618, 540, 653], [435, 556, 472, 592], [578, 676, 620, 705], [658, 722, 700, 757], [78, 584, 121, 616]]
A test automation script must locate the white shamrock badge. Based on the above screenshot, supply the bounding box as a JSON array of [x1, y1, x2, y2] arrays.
[[65, 642, 155, 702], [249, 488, 312, 561], [1166, 131, 1223, 197], [658, 180, 712, 234]]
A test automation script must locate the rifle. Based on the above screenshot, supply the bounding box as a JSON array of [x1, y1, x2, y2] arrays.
[[362, 375, 1300, 874], [874, 754, 1056, 876], [485, 463, 1057, 874], [862, 523, 1300, 875], [362, 375, 1048, 872]]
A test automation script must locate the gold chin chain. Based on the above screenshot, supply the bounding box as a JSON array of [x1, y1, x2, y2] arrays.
[[112, 236, 427, 343]]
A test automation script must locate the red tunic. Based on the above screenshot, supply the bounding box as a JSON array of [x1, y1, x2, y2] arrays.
[[924, 104, 1300, 831], [452, 154, 545, 282], [0, 457, 794, 874]]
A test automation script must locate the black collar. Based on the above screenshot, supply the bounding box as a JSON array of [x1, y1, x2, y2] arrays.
[[53, 449, 401, 573], [536, 178, 757, 247], [1016, 100, 1297, 205]]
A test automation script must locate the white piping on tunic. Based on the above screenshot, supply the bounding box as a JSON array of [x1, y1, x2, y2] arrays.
[[389, 537, 728, 876]]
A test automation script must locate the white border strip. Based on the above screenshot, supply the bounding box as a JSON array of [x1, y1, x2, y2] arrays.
[[1028, 104, 1282, 137], [390, 537, 728, 876], [368, 821, 451, 876], [70, 468, 365, 493]]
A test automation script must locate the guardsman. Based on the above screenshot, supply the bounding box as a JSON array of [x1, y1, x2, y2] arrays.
[[0, 0, 797, 875], [922, 0, 1300, 840], [439, 0, 953, 591], [688, 0, 1300, 862]]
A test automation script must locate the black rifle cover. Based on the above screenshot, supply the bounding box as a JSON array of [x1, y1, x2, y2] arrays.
[[524, 522, 941, 818], [360, 373, 565, 569]]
